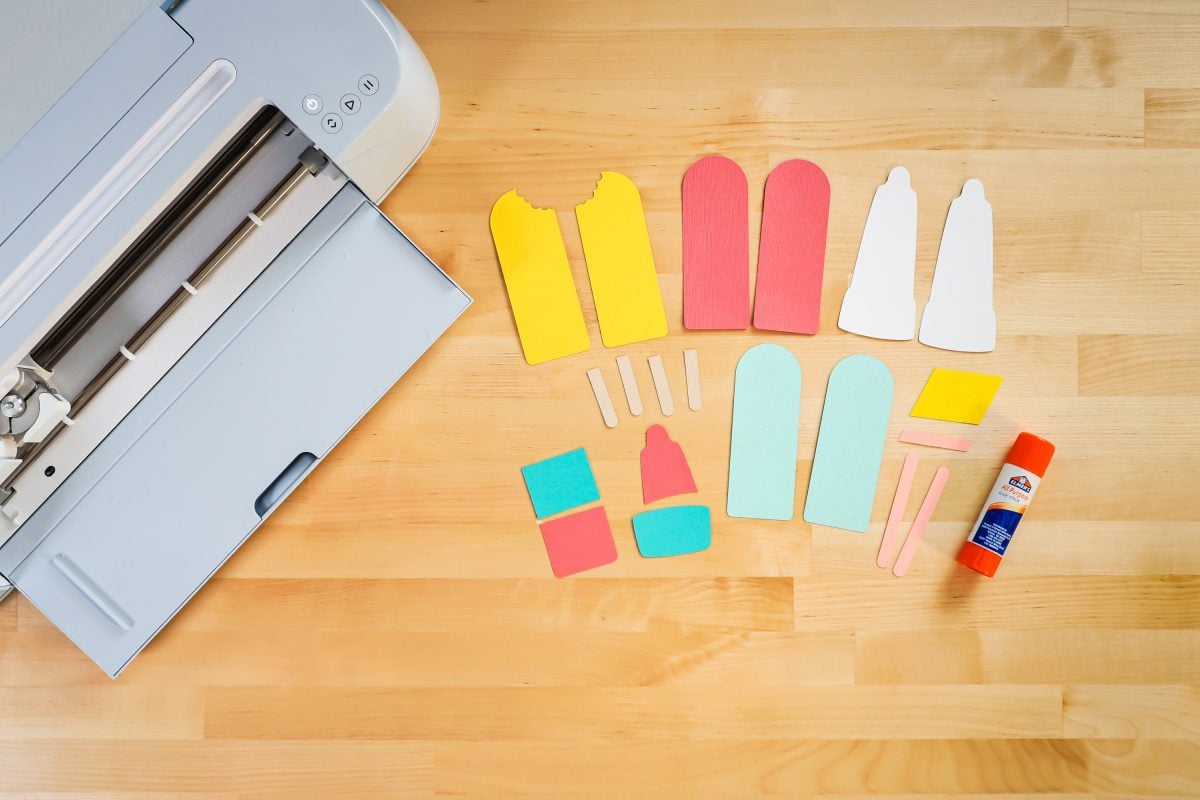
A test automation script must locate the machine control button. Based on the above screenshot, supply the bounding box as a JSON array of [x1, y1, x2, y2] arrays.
[[321, 113, 343, 133], [340, 93, 361, 115], [301, 94, 323, 115], [358, 74, 379, 96]]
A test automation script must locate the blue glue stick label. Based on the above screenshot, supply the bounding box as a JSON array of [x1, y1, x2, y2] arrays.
[[968, 463, 1041, 557]]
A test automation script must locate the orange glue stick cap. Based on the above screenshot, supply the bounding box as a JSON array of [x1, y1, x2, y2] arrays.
[[1006, 432, 1055, 478]]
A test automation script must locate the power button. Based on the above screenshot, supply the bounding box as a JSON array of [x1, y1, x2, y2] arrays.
[[301, 94, 322, 115]]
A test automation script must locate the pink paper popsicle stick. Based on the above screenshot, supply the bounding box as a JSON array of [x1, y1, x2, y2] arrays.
[[899, 429, 972, 452], [877, 452, 918, 569], [893, 466, 950, 578]]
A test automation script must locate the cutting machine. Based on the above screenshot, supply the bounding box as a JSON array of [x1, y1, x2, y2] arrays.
[[0, 0, 469, 676]]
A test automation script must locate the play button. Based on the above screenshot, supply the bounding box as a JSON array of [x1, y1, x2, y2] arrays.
[[340, 93, 361, 115]]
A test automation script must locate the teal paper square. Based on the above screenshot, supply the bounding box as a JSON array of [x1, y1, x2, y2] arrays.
[[521, 448, 600, 519]]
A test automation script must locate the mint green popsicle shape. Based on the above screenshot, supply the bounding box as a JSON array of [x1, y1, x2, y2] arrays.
[[727, 343, 801, 520], [804, 354, 893, 532]]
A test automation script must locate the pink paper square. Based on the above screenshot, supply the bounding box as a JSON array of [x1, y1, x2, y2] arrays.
[[539, 506, 618, 578]]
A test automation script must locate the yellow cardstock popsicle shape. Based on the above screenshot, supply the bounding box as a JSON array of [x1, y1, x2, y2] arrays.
[[910, 368, 1003, 425], [490, 190, 590, 365], [575, 171, 669, 348]]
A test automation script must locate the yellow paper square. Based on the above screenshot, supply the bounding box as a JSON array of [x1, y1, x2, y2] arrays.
[[910, 368, 1003, 425]]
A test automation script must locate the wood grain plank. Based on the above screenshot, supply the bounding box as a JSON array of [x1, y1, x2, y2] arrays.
[[1146, 90, 1200, 148], [399, 152, 1200, 216], [1079, 334, 1200, 396], [0, 741, 432, 797], [1064, 686, 1200, 739], [1070, 0, 1200, 25], [795, 576, 1200, 631], [405, 1, 1069, 31], [0, 688, 202, 739], [416, 28, 1200, 89], [1143, 211, 1200, 272], [203, 685, 1062, 741], [812, 522, 1200, 577], [433, 88, 1143, 150], [433, 738, 1199, 797], [170, 578, 795, 633], [856, 629, 1200, 684], [1, 629, 854, 688]]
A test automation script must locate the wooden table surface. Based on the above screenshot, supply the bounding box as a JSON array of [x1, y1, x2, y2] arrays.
[[4, 1, 1200, 797]]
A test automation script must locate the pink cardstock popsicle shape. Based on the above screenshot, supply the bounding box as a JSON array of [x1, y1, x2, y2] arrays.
[[538, 505, 618, 578], [899, 429, 973, 452], [877, 451, 919, 569], [893, 466, 950, 578], [682, 155, 750, 330], [753, 159, 831, 334], [640, 424, 698, 504]]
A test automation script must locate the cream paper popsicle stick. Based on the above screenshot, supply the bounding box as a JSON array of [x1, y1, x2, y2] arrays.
[[893, 466, 950, 577], [586, 368, 618, 428], [877, 452, 918, 569], [683, 348, 702, 411], [647, 355, 675, 416], [615, 355, 643, 416]]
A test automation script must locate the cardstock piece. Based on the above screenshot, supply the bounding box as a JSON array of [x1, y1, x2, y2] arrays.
[[520, 448, 600, 520], [753, 159, 831, 335], [640, 424, 698, 504], [682, 155, 750, 330], [837, 166, 917, 341], [920, 179, 995, 353], [648, 354, 675, 416], [575, 171, 669, 347], [878, 452, 919, 569], [540, 505, 618, 578], [615, 355, 643, 416], [910, 368, 1003, 425], [804, 354, 894, 533], [683, 348, 702, 411], [893, 466, 950, 578], [899, 429, 973, 452], [587, 368, 618, 429], [490, 190, 590, 365], [631, 505, 712, 558], [727, 344, 802, 520]]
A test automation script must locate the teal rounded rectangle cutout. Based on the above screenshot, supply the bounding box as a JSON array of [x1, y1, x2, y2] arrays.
[[632, 505, 711, 557]]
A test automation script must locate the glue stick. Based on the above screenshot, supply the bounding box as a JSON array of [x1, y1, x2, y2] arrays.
[[957, 433, 1055, 578]]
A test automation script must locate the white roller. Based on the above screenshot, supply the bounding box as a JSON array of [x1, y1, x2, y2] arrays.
[[23, 392, 71, 444]]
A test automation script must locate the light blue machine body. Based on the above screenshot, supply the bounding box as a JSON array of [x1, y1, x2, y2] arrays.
[[0, 0, 469, 676]]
